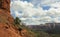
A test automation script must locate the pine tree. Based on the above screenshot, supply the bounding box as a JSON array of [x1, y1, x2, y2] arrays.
[[14, 17, 21, 25]]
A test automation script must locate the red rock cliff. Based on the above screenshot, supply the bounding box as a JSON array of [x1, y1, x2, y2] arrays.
[[0, 0, 21, 37], [0, 0, 10, 11], [0, 0, 13, 24]]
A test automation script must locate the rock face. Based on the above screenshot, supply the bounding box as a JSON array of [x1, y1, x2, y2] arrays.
[[0, 0, 10, 11], [0, 0, 21, 37]]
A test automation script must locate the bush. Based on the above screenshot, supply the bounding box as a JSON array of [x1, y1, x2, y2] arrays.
[[14, 17, 21, 25]]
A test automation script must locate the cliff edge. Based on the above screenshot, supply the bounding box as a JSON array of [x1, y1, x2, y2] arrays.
[[0, 0, 22, 37]]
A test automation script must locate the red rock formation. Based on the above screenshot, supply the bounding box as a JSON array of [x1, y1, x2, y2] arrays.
[[0, 0, 10, 11], [0, 0, 21, 37]]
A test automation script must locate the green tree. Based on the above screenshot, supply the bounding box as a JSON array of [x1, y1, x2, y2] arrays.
[[14, 17, 21, 25]]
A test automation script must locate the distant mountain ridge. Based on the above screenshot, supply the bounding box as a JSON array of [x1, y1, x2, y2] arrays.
[[28, 23, 60, 34]]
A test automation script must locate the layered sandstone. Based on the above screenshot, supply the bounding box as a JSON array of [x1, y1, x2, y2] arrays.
[[0, 0, 21, 37]]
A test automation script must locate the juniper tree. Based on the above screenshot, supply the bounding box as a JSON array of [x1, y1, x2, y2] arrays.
[[14, 17, 21, 25]]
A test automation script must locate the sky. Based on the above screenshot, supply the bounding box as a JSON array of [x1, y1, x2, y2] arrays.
[[10, 0, 60, 25]]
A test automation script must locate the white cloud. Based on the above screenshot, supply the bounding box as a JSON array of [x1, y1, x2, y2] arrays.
[[11, 0, 60, 25], [50, 2, 60, 8]]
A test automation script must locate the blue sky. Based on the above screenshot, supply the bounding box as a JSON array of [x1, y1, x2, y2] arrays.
[[11, 0, 60, 25]]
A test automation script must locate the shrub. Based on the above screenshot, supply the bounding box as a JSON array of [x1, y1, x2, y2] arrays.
[[14, 17, 21, 25]]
